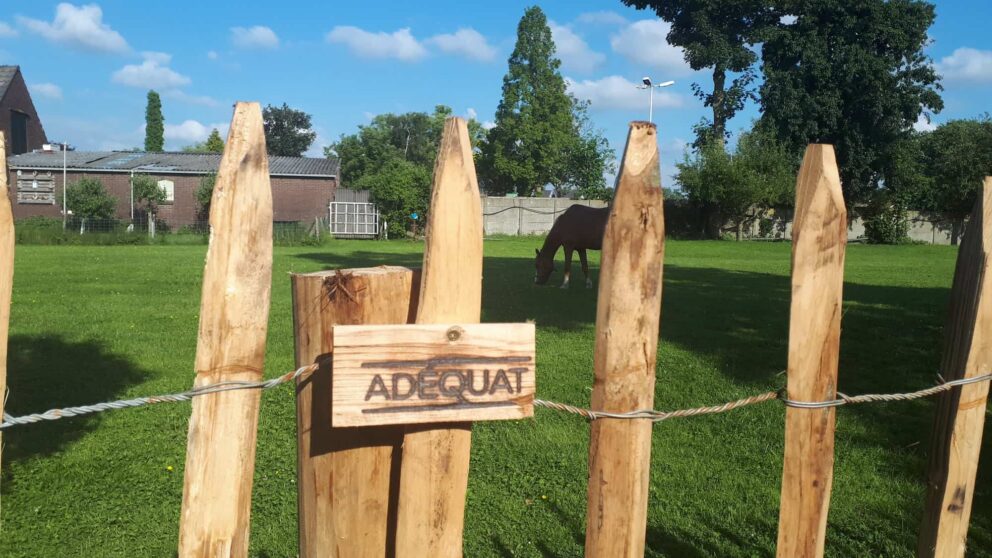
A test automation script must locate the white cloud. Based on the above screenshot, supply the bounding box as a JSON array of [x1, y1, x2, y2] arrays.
[[611, 19, 691, 75], [937, 47, 992, 83], [0, 21, 18, 38], [162, 89, 220, 107], [427, 28, 496, 62], [230, 25, 279, 50], [576, 11, 628, 26], [164, 120, 229, 144], [914, 114, 937, 132], [30, 82, 62, 100], [549, 21, 605, 74], [466, 108, 478, 120], [482, 120, 496, 130], [566, 75, 684, 111], [18, 3, 128, 53], [326, 26, 427, 61], [112, 51, 190, 89], [207, 50, 219, 60]]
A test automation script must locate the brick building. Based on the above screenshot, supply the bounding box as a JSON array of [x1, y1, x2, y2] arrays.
[[0, 66, 48, 156], [7, 150, 339, 226]]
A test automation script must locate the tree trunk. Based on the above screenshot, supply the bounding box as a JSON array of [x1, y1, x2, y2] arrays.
[[712, 65, 727, 145]]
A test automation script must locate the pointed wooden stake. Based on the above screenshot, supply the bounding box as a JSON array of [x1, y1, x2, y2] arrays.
[[394, 117, 482, 557], [292, 266, 419, 558], [776, 144, 847, 558], [918, 177, 992, 558], [584, 121, 665, 558], [178, 102, 273, 558], [0, 133, 13, 495]]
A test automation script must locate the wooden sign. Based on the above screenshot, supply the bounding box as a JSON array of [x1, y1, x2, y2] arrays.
[[331, 323, 535, 427]]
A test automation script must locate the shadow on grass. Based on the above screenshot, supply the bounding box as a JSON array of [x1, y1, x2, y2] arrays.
[[1, 335, 150, 472]]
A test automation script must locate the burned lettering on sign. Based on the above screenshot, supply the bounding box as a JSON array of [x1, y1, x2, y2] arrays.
[[360, 355, 532, 414]]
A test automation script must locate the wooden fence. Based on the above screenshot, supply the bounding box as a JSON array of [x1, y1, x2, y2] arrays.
[[0, 103, 990, 557]]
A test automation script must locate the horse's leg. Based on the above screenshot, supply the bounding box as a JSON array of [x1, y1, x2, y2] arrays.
[[561, 246, 573, 289], [579, 249, 592, 288]]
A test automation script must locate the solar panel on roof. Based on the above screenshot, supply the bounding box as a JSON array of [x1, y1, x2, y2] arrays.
[[103, 153, 145, 167]]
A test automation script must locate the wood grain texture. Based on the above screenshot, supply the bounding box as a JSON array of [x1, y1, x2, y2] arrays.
[[0, 132, 12, 491], [178, 102, 273, 558], [918, 177, 992, 558], [395, 117, 483, 557], [331, 323, 535, 427], [291, 266, 419, 558], [584, 121, 665, 558], [775, 144, 847, 558]]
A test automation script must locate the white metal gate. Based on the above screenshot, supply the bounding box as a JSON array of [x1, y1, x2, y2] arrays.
[[329, 202, 380, 238]]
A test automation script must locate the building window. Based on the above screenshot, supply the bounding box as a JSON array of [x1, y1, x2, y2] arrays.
[[11, 111, 28, 155], [16, 170, 56, 204], [157, 180, 174, 204]]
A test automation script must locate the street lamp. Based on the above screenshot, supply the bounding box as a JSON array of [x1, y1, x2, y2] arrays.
[[635, 77, 675, 123]]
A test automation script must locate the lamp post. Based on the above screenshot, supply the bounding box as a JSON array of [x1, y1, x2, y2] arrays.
[[635, 77, 675, 123], [62, 141, 67, 230]]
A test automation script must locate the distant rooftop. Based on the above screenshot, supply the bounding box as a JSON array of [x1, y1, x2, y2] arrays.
[[8, 150, 339, 178], [0, 65, 18, 102]]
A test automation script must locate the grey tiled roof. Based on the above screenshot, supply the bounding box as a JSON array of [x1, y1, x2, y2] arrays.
[[8, 150, 340, 177], [0, 66, 18, 101]]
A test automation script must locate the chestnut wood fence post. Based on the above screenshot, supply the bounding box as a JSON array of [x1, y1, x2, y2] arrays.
[[178, 102, 273, 557], [0, 132, 13, 492], [918, 177, 992, 558], [394, 117, 483, 557], [292, 266, 419, 557], [584, 121, 665, 558], [775, 144, 847, 558]]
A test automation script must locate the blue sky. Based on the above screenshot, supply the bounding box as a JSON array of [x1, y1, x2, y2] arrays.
[[3, 1, 991, 187]]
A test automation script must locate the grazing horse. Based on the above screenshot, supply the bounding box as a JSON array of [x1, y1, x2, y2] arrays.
[[534, 205, 610, 288]]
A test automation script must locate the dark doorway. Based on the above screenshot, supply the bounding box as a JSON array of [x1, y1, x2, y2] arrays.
[[11, 110, 28, 154]]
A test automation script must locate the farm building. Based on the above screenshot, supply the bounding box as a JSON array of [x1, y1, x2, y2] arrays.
[[0, 65, 48, 157], [6, 150, 339, 227]]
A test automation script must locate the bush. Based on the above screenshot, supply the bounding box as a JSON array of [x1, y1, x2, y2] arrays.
[[863, 204, 911, 244]]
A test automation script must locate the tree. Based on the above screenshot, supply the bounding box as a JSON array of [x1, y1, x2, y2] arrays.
[[352, 158, 431, 238], [902, 118, 992, 242], [477, 6, 612, 197], [64, 178, 117, 233], [195, 173, 217, 222], [183, 129, 225, 153], [759, 0, 943, 203], [676, 126, 796, 239], [622, 0, 779, 148], [132, 175, 167, 217], [145, 90, 164, 152], [263, 103, 317, 157]]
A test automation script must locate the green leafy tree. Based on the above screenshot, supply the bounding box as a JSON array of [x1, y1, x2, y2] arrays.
[[64, 178, 117, 232], [145, 90, 164, 152], [676, 126, 796, 239], [183, 129, 226, 153], [263, 103, 317, 157], [131, 175, 167, 218], [195, 173, 217, 221], [477, 6, 612, 197], [351, 158, 432, 238], [622, 0, 779, 147], [759, 0, 943, 203]]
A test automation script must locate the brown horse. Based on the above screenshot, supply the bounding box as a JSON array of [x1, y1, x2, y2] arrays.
[[534, 205, 610, 288]]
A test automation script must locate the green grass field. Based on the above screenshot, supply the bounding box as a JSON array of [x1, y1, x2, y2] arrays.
[[1, 239, 989, 557]]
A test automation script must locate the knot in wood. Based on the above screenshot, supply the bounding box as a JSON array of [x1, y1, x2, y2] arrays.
[[446, 326, 464, 342]]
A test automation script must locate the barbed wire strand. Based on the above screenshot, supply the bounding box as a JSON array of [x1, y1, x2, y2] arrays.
[[1, 368, 989, 430]]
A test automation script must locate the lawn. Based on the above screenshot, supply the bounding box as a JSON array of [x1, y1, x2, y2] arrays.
[[1, 239, 989, 557]]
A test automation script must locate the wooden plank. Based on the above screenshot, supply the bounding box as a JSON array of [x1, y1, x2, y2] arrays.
[[918, 177, 992, 558], [178, 102, 273, 558], [584, 121, 665, 558], [395, 117, 482, 557], [331, 323, 535, 427], [291, 266, 419, 558], [775, 144, 847, 558], [0, 132, 12, 492]]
